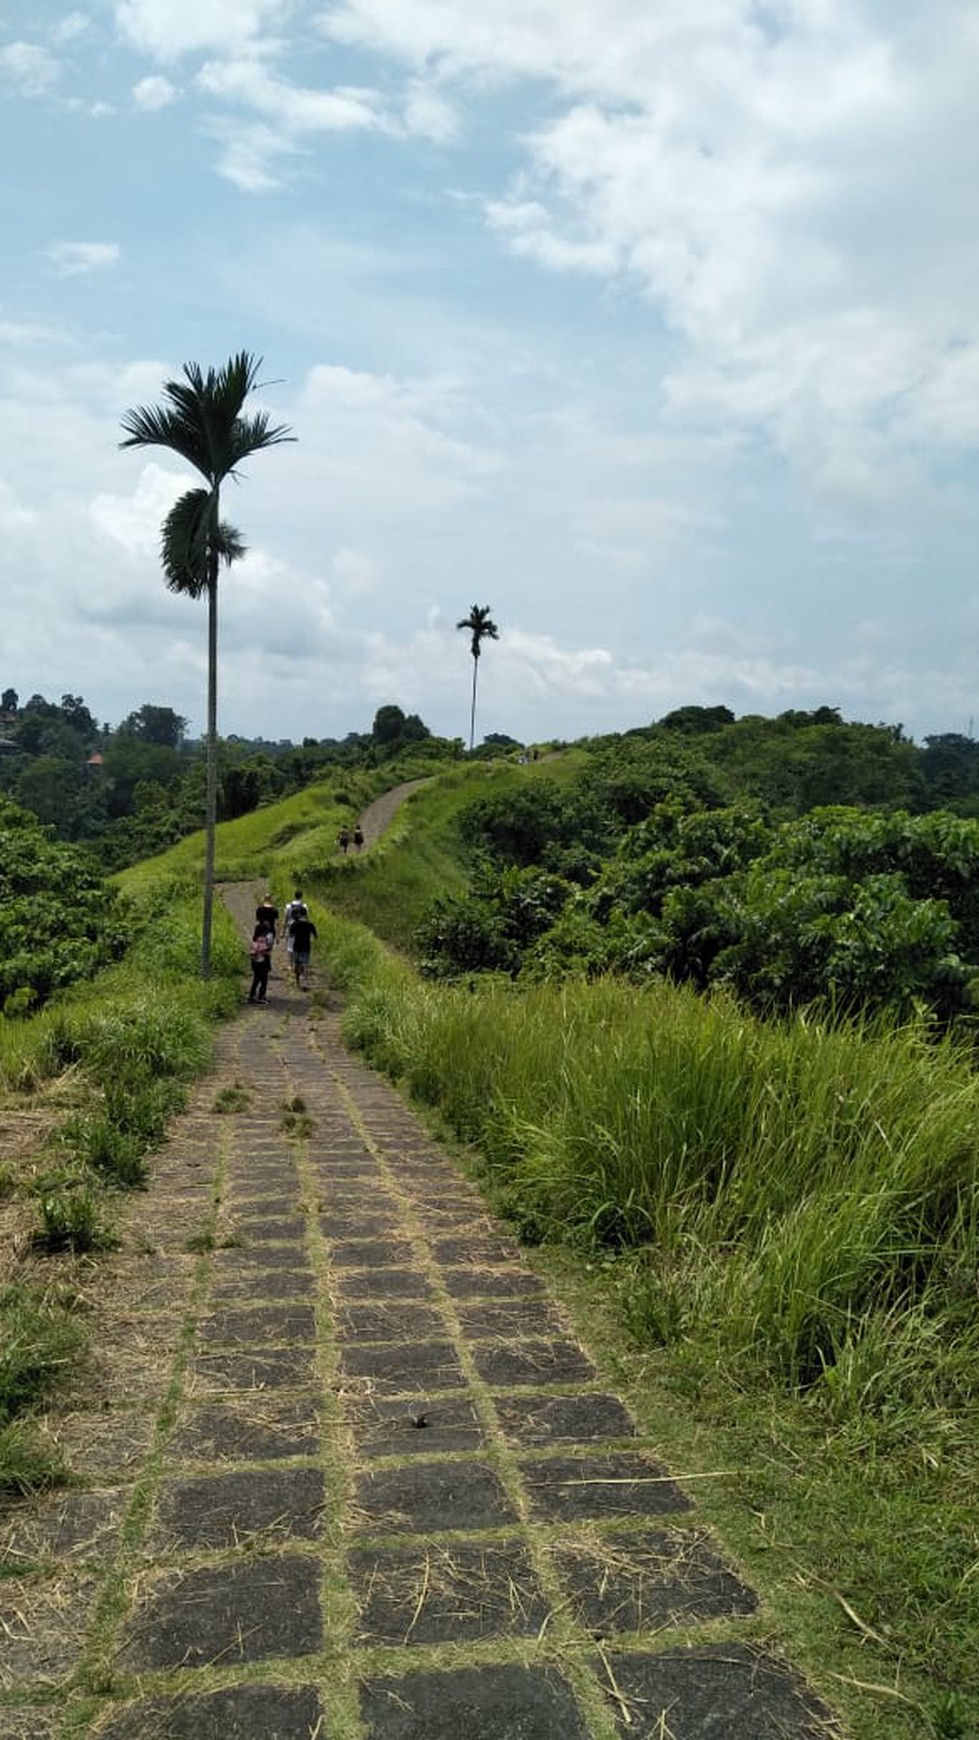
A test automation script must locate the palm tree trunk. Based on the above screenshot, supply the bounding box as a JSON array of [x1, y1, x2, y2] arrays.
[[469, 655, 478, 752], [201, 560, 218, 978]]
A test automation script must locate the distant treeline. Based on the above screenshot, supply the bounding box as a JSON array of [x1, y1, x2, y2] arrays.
[[0, 691, 456, 869], [3, 687, 979, 874]]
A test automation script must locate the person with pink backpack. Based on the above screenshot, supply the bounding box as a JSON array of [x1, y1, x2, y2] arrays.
[[247, 921, 273, 1003]]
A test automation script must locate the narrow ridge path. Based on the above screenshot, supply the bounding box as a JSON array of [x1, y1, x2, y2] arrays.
[[0, 887, 841, 1740]]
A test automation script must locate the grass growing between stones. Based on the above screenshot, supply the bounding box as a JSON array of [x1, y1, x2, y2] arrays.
[[318, 909, 979, 1740]]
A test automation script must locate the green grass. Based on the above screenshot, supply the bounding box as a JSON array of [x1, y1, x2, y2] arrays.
[[0, 1282, 84, 1492]]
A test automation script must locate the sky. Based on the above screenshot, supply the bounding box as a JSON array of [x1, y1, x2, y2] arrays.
[[1, 1, 978, 748]]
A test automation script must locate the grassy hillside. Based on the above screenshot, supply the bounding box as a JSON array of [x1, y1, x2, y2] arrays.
[[313, 753, 587, 950]]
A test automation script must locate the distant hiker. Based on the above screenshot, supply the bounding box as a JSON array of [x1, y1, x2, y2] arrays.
[[353, 824, 364, 851], [282, 889, 305, 966], [289, 905, 318, 990], [255, 893, 278, 946], [247, 922, 272, 1004], [338, 826, 351, 855]]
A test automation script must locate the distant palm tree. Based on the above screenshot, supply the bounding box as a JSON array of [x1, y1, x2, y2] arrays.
[[457, 604, 499, 751], [120, 352, 293, 976]]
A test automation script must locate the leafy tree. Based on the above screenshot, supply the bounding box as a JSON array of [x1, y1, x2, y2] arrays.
[[1, 689, 18, 713], [118, 704, 187, 748], [658, 704, 734, 735], [0, 797, 125, 1011], [456, 604, 499, 751], [120, 352, 293, 975]]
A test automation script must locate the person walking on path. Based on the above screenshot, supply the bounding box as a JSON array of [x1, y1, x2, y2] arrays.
[[338, 826, 351, 855], [353, 824, 364, 851], [255, 892, 278, 945], [282, 888, 304, 971], [288, 904, 318, 990], [247, 921, 272, 1003]]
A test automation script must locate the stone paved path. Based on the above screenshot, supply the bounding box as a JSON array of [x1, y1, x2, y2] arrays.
[[0, 893, 841, 1740]]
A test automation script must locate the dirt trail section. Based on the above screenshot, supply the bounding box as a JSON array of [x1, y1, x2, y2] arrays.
[[0, 887, 840, 1739], [355, 779, 430, 849]]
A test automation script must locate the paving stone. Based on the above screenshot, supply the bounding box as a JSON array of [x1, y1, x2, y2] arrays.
[[595, 1644, 836, 1738], [191, 1347, 318, 1391], [92, 1682, 326, 1739], [338, 1341, 467, 1396], [412, 1206, 493, 1233], [227, 1194, 299, 1216], [454, 1299, 568, 1340], [349, 1395, 485, 1458], [430, 1236, 521, 1265], [0, 1487, 128, 1563], [320, 1211, 404, 1238], [330, 1238, 415, 1268], [224, 1215, 308, 1242], [208, 1267, 315, 1304], [349, 1538, 549, 1645], [553, 1527, 757, 1634], [354, 1460, 517, 1535], [224, 1165, 299, 1188], [335, 1302, 449, 1344], [211, 1244, 310, 1271], [470, 1339, 597, 1388], [0, 1710, 61, 1738], [152, 1466, 325, 1550], [494, 1391, 636, 1446], [168, 1394, 322, 1463], [93, 1684, 321, 1740], [0, 1575, 96, 1687], [198, 1304, 317, 1346], [519, 1452, 693, 1522], [50, 1409, 156, 1479], [440, 1267, 545, 1300], [359, 1663, 590, 1740], [332, 1266, 434, 1300], [310, 1162, 384, 1182], [117, 1553, 322, 1669]]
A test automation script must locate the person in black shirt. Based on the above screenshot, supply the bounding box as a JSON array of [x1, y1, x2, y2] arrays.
[[256, 893, 278, 938], [288, 906, 318, 990]]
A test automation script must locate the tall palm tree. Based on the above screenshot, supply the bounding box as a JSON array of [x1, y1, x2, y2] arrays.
[[120, 352, 293, 976], [457, 603, 499, 751]]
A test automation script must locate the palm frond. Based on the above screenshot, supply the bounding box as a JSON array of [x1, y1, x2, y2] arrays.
[[160, 489, 245, 597], [457, 603, 499, 659], [160, 489, 214, 597], [120, 351, 294, 485]]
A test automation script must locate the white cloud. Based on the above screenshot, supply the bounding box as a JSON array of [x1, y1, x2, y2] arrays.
[[402, 76, 458, 142], [195, 55, 385, 186], [47, 241, 121, 276], [114, 0, 289, 61], [132, 74, 177, 109], [90, 462, 184, 557], [1, 41, 62, 95], [51, 13, 91, 47], [320, 0, 979, 520]]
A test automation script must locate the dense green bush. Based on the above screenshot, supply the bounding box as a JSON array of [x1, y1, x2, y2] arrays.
[[0, 796, 127, 1013]]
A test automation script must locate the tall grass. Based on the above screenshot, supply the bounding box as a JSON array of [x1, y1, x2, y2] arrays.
[[326, 916, 979, 1399]]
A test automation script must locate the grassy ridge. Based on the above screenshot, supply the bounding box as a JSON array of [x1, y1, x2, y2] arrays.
[[314, 902, 979, 1740], [316, 755, 586, 948]]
